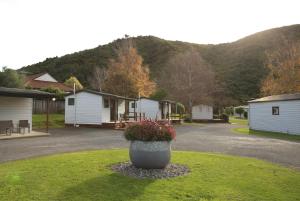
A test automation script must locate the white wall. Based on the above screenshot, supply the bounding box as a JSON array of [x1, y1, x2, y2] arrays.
[[129, 98, 161, 120], [0, 96, 32, 132], [117, 99, 125, 119], [35, 73, 57, 82], [249, 100, 300, 135], [65, 92, 102, 125], [192, 104, 213, 120]]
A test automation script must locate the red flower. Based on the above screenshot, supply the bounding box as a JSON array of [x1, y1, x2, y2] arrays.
[[124, 120, 176, 141]]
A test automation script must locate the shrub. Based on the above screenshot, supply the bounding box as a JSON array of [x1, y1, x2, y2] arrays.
[[221, 114, 229, 122], [224, 107, 234, 116], [235, 107, 245, 117], [124, 120, 176, 141]]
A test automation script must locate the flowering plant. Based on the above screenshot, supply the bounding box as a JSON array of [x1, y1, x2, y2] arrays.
[[124, 120, 176, 141]]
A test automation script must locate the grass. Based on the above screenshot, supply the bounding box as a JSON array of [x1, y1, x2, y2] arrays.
[[32, 114, 64, 129], [229, 116, 248, 125], [0, 150, 299, 201], [233, 127, 300, 142]]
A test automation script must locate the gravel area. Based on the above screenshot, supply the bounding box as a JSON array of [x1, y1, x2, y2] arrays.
[[111, 162, 190, 179]]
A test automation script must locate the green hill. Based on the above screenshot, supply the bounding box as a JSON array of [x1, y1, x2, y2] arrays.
[[20, 24, 300, 104]]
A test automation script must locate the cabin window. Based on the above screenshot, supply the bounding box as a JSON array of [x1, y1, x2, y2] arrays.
[[68, 98, 74, 106], [104, 98, 109, 108], [131, 102, 136, 108], [272, 106, 279, 115]]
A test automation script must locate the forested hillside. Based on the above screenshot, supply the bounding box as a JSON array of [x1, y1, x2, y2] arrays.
[[20, 24, 300, 104]]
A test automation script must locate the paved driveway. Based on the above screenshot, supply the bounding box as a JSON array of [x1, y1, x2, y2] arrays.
[[0, 124, 299, 169]]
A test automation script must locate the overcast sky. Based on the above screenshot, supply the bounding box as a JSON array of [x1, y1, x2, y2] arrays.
[[0, 0, 299, 69]]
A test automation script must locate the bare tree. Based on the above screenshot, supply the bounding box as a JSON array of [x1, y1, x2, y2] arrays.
[[160, 49, 215, 118], [261, 37, 300, 96], [89, 66, 107, 91]]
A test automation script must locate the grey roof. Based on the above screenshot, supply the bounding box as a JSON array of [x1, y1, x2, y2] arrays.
[[248, 93, 300, 103], [0, 87, 55, 98], [66, 89, 137, 101]]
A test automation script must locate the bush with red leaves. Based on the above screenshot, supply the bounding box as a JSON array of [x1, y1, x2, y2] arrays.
[[124, 120, 176, 141]]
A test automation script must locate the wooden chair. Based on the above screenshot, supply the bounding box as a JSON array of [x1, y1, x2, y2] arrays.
[[0, 120, 14, 135], [19, 120, 30, 134]]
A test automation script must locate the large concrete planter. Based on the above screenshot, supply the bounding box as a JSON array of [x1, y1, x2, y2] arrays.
[[129, 140, 171, 169]]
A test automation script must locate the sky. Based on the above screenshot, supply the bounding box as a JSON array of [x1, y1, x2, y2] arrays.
[[0, 0, 299, 69]]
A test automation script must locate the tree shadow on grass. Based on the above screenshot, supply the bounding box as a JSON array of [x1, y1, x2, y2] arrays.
[[56, 172, 154, 201]]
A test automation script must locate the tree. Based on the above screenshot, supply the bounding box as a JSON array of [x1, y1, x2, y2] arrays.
[[64, 76, 83, 90], [235, 107, 244, 118], [261, 38, 300, 95], [103, 38, 156, 97], [224, 106, 234, 116], [88, 66, 107, 91], [40, 87, 65, 99], [149, 88, 168, 100], [0, 67, 24, 88], [160, 49, 215, 118]]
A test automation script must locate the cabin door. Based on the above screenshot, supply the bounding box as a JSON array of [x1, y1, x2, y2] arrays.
[[110, 99, 117, 121]]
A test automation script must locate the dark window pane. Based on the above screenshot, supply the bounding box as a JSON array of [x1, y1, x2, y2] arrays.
[[68, 98, 75, 106], [272, 106, 279, 115], [104, 98, 109, 108]]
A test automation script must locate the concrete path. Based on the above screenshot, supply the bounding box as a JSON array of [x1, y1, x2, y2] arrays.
[[0, 124, 299, 169]]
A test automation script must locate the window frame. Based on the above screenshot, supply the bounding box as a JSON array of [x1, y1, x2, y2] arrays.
[[272, 106, 279, 115]]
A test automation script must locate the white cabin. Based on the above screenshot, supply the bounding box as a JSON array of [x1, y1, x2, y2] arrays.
[[248, 93, 300, 135], [192, 104, 213, 120], [129, 98, 162, 120], [65, 90, 134, 126], [129, 98, 177, 120]]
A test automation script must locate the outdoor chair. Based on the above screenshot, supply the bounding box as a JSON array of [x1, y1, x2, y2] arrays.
[[0, 120, 14, 135], [19, 120, 30, 134]]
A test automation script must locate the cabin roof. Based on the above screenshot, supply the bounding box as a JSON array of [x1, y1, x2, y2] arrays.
[[66, 89, 137, 101], [0, 87, 55, 98], [248, 93, 300, 103]]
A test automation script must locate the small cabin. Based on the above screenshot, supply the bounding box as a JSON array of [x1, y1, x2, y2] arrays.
[[129, 98, 162, 120], [192, 104, 213, 120], [64, 90, 136, 127], [248, 93, 300, 135], [129, 98, 177, 120]]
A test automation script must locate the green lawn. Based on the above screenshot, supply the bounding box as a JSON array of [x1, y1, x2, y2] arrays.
[[32, 114, 64, 129], [229, 117, 248, 125], [0, 150, 299, 201], [233, 127, 300, 142]]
